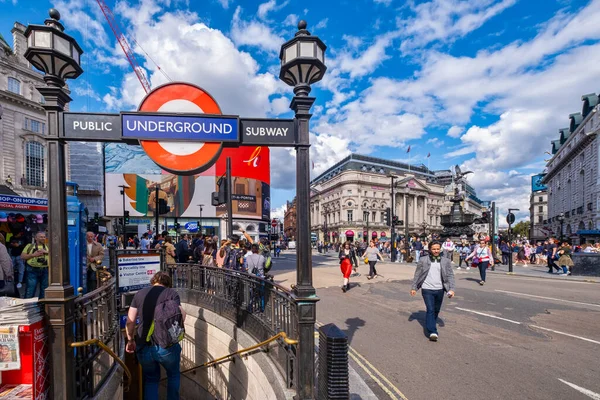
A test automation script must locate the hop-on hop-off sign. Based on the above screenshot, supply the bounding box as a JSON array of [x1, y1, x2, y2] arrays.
[[61, 82, 298, 175]]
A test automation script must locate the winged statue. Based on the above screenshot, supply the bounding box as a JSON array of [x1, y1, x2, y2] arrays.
[[453, 165, 473, 183]]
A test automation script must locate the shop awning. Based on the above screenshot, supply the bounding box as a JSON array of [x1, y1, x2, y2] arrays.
[[0, 194, 48, 214], [576, 230, 600, 235], [345, 230, 354, 236]]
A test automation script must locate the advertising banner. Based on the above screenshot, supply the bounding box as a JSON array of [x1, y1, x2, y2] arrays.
[[531, 174, 547, 192], [0, 326, 20, 371], [105, 144, 271, 221], [117, 253, 161, 293], [0, 195, 48, 212]]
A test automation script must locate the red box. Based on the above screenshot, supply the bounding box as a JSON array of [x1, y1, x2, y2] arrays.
[[1, 320, 50, 399]]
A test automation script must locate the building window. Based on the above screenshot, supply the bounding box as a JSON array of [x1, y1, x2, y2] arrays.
[[538, 215, 543, 223], [372, 211, 376, 222], [538, 206, 543, 212], [363, 211, 369, 221], [8, 77, 20, 95], [24, 118, 46, 134], [347, 210, 353, 222], [539, 197, 542, 202], [25, 141, 44, 187]]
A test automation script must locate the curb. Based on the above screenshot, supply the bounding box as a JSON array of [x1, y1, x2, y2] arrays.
[[487, 270, 599, 284]]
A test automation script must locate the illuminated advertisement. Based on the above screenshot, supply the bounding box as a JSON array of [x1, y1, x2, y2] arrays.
[[105, 143, 271, 221], [531, 173, 548, 192]]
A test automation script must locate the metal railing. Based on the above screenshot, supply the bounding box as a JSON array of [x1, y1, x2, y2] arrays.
[[166, 263, 299, 389], [73, 278, 120, 400]]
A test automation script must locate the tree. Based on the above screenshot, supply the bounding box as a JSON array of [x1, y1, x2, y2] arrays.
[[511, 221, 530, 238]]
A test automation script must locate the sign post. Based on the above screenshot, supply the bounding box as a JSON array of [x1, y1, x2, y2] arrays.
[[506, 210, 518, 273]]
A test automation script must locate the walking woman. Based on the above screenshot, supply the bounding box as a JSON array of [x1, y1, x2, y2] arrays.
[[363, 240, 383, 280], [465, 238, 494, 285], [516, 242, 528, 266], [339, 241, 357, 292], [557, 242, 574, 275], [500, 241, 510, 265], [163, 236, 176, 265]]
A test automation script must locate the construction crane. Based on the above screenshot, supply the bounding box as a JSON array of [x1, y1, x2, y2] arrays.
[[96, 0, 171, 94]]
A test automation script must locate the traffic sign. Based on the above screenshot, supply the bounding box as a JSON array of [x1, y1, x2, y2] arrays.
[[506, 213, 515, 225], [137, 82, 225, 175], [63, 112, 121, 141], [241, 118, 296, 146], [271, 219, 278, 228]]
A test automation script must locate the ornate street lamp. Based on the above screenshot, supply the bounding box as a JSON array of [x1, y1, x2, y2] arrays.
[[557, 212, 565, 242], [279, 20, 326, 400], [25, 9, 83, 400]]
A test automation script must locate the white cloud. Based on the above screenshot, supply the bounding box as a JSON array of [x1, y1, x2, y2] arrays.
[[426, 137, 445, 147], [231, 6, 285, 52], [447, 125, 464, 138], [257, 0, 289, 20], [216, 0, 231, 9], [374, 0, 392, 5], [336, 32, 399, 79], [314, 18, 329, 30], [270, 96, 291, 115], [271, 204, 287, 219], [72, 81, 101, 101], [397, 0, 517, 52], [283, 13, 299, 26]]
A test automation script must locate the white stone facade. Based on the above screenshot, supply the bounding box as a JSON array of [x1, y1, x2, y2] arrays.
[[543, 93, 600, 243], [529, 190, 548, 241], [0, 23, 49, 199], [309, 155, 484, 242]]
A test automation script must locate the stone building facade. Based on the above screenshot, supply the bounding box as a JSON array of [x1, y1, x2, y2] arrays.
[[0, 24, 50, 199], [529, 190, 548, 242], [284, 197, 297, 240], [309, 154, 485, 243], [543, 93, 600, 244]]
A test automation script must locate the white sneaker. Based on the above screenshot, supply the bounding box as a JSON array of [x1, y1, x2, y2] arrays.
[[456, 267, 462, 270], [466, 267, 471, 270], [16, 283, 22, 289], [429, 333, 438, 341]]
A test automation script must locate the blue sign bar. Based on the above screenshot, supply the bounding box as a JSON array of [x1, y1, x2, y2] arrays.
[[122, 113, 239, 142]]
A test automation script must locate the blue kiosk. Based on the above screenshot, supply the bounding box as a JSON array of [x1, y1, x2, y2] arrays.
[[66, 182, 88, 292]]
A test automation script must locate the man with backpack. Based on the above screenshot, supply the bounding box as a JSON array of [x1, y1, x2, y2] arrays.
[[126, 271, 186, 400]]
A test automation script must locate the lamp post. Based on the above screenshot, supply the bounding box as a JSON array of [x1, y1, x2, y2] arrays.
[[197, 204, 204, 234], [389, 174, 398, 262], [25, 9, 83, 400], [507, 208, 519, 273], [279, 20, 326, 400], [557, 212, 565, 242], [119, 184, 129, 237]]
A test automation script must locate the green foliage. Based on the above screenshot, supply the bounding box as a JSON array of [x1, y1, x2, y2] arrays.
[[511, 221, 530, 237]]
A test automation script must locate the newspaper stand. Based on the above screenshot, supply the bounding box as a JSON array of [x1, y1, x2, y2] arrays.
[[0, 319, 50, 399]]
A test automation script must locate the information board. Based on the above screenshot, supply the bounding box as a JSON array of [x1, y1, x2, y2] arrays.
[[117, 253, 161, 293]]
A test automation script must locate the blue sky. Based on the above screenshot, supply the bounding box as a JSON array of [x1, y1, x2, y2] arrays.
[[2, 0, 600, 223]]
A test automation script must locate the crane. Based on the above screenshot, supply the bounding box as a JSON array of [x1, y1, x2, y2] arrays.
[[96, 0, 164, 94]]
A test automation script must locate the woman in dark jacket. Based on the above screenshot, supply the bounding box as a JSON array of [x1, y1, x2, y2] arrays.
[[339, 241, 357, 293], [500, 241, 510, 265]]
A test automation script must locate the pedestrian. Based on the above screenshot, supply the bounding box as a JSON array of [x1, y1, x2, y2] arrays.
[[457, 243, 471, 270], [140, 233, 151, 253], [20, 232, 49, 299], [339, 241, 356, 293], [0, 234, 17, 297], [516, 242, 528, 266], [545, 238, 560, 274], [176, 234, 191, 263], [557, 242, 574, 275], [85, 231, 105, 292], [245, 244, 266, 277], [126, 271, 186, 400], [362, 240, 383, 280], [412, 238, 424, 263], [163, 236, 176, 265], [7, 231, 26, 290], [465, 238, 494, 286], [410, 241, 456, 341], [442, 238, 455, 262]]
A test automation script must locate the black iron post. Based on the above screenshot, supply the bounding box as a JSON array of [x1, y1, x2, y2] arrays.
[[197, 204, 204, 235], [507, 208, 519, 273], [405, 186, 410, 260], [490, 201, 496, 271], [154, 185, 159, 238], [25, 9, 83, 400], [390, 175, 397, 262], [119, 184, 128, 239], [226, 157, 233, 238]]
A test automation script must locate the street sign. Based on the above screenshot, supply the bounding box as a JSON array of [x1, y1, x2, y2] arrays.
[[137, 82, 226, 175], [122, 112, 239, 142], [240, 118, 296, 146], [271, 219, 278, 228], [63, 112, 121, 141], [506, 213, 515, 225]]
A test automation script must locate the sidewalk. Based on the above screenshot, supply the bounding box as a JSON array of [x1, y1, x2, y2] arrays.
[[488, 262, 599, 283]]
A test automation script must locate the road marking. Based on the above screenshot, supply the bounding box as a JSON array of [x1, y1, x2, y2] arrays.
[[315, 321, 409, 400], [530, 326, 600, 345], [455, 307, 522, 324], [495, 290, 600, 308], [558, 379, 600, 399]]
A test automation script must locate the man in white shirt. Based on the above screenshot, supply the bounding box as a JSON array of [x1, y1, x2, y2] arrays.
[[442, 238, 456, 262]]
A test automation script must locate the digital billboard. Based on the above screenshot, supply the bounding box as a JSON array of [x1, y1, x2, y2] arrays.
[[105, 143, 271, 221], [531, 173, 548, 192]]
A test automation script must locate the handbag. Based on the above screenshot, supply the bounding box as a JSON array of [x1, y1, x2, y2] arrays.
[[364, 257, 369, 264], [0, 281, 19, 298], [472, 257, 481, 265]]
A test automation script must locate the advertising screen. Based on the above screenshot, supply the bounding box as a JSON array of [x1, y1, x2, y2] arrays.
[[531, 173, 547, 192], [105, 143, 271, 221]]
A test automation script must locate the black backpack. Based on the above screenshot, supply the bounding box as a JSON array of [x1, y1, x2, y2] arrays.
[[145, 287, 185, 349]]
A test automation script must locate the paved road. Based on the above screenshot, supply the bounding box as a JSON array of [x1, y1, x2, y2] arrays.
[[273, 252, 600, 400]]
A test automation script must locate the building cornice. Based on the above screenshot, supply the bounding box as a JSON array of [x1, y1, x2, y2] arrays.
[[0, 57, 44, 82], [0, 90, 45, 113], [543, 134, 595, 182]]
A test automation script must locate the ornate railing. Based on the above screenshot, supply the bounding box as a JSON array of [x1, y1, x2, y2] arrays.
[[73, 278, 119, 400], [166, 263, 299, 390]]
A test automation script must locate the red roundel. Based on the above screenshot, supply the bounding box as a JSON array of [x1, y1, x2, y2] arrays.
[[138, 82, 224, 175]]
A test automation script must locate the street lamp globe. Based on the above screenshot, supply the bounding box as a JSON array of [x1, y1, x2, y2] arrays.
[[279, 20, 327, 96], [24, 9, 83, 88]]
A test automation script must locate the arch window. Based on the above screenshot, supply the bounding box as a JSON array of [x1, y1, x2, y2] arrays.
[[25, 141, 44, 187], [8, 77, 20, 94]]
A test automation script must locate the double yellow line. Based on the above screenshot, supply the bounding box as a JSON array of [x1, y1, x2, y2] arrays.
[[315, 322, 408, 400]]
